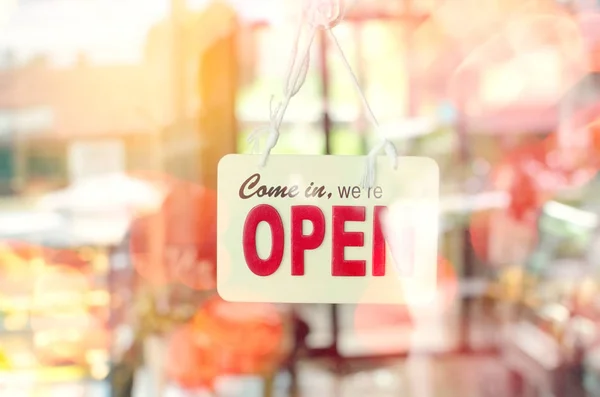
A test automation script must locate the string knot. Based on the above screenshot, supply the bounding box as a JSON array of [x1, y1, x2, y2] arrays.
[[247, 10, 316, 167], [361, 138, 398, 189], [248, 0, 399, 189], [248, 95, 286, 166], [303, 0, 344, 29]]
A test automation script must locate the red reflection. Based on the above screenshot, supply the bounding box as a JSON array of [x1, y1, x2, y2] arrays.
[[128, 215, 169, 285], [485, 101, 600, 228], [471, 99, 600, 269], [129, 174, 217, 290], [502, 148, 543, 225]]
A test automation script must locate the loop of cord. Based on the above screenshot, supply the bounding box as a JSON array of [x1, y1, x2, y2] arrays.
[[304, 0, 345, 29], [249, 0, 397, 188], [325, 19, 397, 188], [247, 6, 319, 167]]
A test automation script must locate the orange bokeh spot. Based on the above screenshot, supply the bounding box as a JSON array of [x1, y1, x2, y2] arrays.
[[192, 296, 286, 375], [166, 297, 286, 388], [166, 324, 219, 390]]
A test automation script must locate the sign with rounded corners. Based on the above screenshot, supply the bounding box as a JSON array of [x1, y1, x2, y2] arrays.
[[217, 154, 439, 305]]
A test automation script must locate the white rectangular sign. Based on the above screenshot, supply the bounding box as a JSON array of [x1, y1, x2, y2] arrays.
[[217, 155, 439, 304]]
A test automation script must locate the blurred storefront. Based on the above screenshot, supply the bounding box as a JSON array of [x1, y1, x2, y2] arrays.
[[5, 0, 600, 396], [0, 61, 166, 196]]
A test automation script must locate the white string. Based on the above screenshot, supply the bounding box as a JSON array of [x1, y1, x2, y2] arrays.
[[247, 9, 317, 167], [249, 0, 397, 188], [325, 27, 397, 188]]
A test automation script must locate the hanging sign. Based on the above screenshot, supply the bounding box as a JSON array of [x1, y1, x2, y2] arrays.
[[217, 154, 439, 304]]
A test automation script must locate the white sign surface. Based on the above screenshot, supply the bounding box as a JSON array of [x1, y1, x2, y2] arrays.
[[217, 155, 439, 304]]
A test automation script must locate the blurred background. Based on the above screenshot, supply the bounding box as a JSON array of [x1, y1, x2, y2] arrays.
[[2, 0, 600, 396]]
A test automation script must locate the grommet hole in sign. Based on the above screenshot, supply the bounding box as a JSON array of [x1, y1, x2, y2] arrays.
[[217, 0, 440, 305]]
